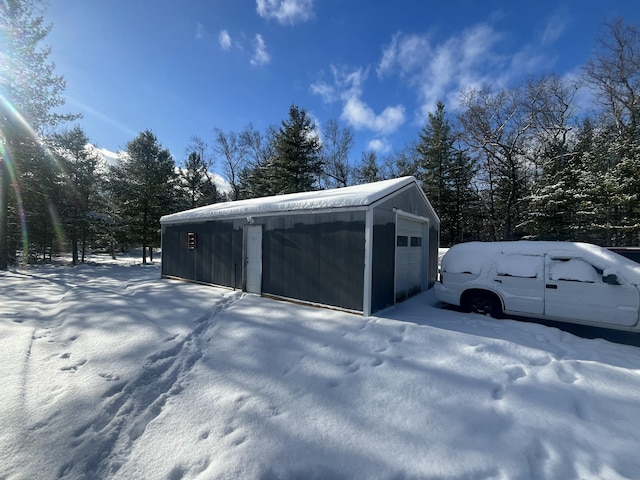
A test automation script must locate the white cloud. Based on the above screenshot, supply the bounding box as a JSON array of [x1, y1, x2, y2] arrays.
[[342, 97, 405, 135], [367, 138, 391, 154], [309, 81, 337, 103], [376, 21, 568, 126], [218, 30, 232, 50], [376, 24, 531, 124], [541, 10, 568, 46], [310, 65, 406, 135], [377, 32, 432, 78], [195, 22, 207, 40], [256, 0, 315, 25], [250, 34, 271, 66]]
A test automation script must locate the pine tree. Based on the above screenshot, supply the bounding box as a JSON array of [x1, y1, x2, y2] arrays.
[[179, 151, 218, 208], [354, 151, 382, 184], [51, 126, 102, 264], [1, 0, 75, 268], [268, 105, 323, 195], [417, 102, 452, 208], [108, 130, 177, 264], [416, 101, 458, 244]]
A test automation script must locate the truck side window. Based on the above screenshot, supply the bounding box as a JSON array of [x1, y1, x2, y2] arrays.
[[549, 258, 599, 283], [496, 254, 540, 278]]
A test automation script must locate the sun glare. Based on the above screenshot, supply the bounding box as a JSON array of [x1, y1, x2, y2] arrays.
[[0, 92, 69, 259]]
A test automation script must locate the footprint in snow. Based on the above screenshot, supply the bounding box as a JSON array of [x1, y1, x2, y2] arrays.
[[370, 357, 383, 367], [530, 355, 552, 367], [98, 372, 120, 382], [554, 363, 578, 384], [60, 359, 87, 372], [505, 365, 527, 382], [168, 466, 186, 480]]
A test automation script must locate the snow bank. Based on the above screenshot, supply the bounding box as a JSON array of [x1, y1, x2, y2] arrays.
[[2, 259, 640, 479]]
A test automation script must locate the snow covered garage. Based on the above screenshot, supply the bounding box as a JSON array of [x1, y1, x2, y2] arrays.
[[160, 176, 439, 315]]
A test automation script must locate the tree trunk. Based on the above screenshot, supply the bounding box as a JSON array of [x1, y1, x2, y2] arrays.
[[72, 238, 78, 265], [0, 160, 8, 270]]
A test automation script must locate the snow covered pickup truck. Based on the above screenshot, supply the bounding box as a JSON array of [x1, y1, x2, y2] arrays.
[[435, 241, 640, 331]]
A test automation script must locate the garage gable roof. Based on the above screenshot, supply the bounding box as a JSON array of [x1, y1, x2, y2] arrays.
[[161, 176, 420, 225]]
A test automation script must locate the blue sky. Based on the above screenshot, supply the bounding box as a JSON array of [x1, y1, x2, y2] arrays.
[[44, 0, 640, 170]]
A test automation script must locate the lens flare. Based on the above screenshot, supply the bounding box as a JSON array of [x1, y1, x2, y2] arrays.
[[0, 93, 67, 262]]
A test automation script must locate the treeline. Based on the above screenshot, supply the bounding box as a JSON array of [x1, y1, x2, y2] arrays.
[[2, 0, 639, 270], [209, 19, 640, 248], [403, 18, 640, 247]]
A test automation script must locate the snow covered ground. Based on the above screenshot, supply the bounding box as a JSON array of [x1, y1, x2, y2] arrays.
[[2, 254, 640, 479]]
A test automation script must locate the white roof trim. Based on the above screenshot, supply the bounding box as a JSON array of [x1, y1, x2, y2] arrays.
[[161, 176, 419, 225]]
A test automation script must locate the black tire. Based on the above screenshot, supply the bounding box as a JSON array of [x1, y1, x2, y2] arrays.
[[463, 292, 503, 318]]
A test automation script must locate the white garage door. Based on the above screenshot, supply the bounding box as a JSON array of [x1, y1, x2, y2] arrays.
[[395, 217, 426, 301]]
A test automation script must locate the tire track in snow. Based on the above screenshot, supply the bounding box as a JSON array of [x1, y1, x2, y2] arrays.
[[57, 291, 243, 479]]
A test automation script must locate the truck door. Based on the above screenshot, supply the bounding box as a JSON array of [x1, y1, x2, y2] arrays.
[[494, 254, 545, 315], [544, 254, 640, 327]]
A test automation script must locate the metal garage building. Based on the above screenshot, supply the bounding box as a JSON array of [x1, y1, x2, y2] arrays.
[[160, 176, 439, 316]]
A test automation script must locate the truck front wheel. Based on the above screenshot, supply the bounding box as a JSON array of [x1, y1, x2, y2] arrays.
[[462, 291, 503, 318]]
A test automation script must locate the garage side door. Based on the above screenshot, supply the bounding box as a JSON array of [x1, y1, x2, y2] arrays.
[[395, 217, 426, 301]]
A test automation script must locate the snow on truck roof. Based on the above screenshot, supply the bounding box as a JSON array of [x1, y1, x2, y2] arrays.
[[161, 176, 421, 225], [442, 241, 640, 285]]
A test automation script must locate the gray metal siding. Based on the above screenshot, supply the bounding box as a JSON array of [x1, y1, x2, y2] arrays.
[[369, 184, 441, 313], [262, 212, 366, 311], [371, 208, 396, 313], [161, 220, 243, 289], [375, 184, 440, 286]]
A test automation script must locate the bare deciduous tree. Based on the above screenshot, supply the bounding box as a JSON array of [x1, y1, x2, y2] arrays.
[[583, 19, 640, 134], [319, 119, 354, 188]]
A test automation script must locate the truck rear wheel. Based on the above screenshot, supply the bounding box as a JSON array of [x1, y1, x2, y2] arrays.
[[463, 291, 503, 318]]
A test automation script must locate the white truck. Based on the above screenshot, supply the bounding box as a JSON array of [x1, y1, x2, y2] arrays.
[[434, 241, 640, 331]]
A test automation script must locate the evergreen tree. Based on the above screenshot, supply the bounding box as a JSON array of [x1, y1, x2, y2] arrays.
[[606, 125, 640, 245], [267, 104, 323, 195], [179, 151, 219, 208], [108, 130, 177, 264], [417, 102, 453, 209], [416, 101, 459, 245], [583, 19, 640, 246], [51, 126, 102, 264], [522, 75, 578, 241], [353, 151, 382, 184], [383, 146, 419, 179], [1, 0, 75, 268]]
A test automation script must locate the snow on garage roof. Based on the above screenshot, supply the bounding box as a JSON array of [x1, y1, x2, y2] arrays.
[[161, 176, 420, 225]]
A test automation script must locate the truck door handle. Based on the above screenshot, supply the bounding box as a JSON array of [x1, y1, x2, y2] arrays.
[[546, 284, 558, 289]]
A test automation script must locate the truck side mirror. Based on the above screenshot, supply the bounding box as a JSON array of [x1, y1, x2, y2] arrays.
[[603, 273, 620, 285]]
